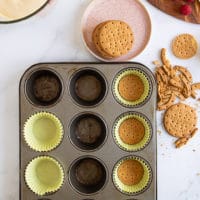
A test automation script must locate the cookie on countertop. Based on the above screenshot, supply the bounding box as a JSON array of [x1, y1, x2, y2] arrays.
[[164, 103, 197, 138], [172, 33, 198, 59]]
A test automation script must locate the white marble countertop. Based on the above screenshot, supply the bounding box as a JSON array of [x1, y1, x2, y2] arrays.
[[0, 0, 200, 199]]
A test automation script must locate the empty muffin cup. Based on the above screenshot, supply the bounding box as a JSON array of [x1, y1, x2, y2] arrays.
[[113, 156, 152, 195], [23, 112, 63, 152], [69, 68, 107, 107], [69, 157, 107, 195], [70, 112, 107, 151], [25, 156, 64, 196], [113, 112, 152, 152], [113, 68, 152, 107], [25, 69, 63, 106]]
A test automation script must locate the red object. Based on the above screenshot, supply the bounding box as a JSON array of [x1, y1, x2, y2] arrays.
[[180, 4, 192, 15], [186, 0, 194, 3]]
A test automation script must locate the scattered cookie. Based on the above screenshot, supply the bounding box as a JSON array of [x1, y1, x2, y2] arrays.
[[117, 159, 144, 186], [164, 103, 197, 138], [154, 48, 200, 148], [164, 103, 198, 148], [92, 20, 134, 58], [191, 83, 200, 98], [154, 48, 200, 111], [172, 33, 198, 59]]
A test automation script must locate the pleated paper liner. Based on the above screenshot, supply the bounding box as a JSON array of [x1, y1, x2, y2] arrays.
[[113, 112, 152, 152], [112, 68, 152, 108], [23, 112, 63, 152], [113, 155, 152, 195], [25, 156, 64, 196]]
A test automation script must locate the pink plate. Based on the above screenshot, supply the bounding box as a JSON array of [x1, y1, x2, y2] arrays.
[[81, 0, 152, 62]]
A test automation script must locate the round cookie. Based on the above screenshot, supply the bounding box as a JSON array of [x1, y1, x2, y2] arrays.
[[75, 75, 102, 102], [117, 159, 144, 186], [164, 103, 197, 138], [172, 34, 198, 59], [92, 22, 113, 58], [98, 20, 134, 57], [118, 74, 144, 101], [119, 118, 145, 145]]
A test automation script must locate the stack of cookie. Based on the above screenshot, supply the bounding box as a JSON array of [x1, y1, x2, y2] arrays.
[[92, 20, 134, 58]]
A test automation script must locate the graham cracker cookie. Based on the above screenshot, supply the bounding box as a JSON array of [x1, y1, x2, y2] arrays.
[[117, 159, 144, 186], [119, 118, 145, 145], [164, 103, 197, 138], [174, 65, 193, 83], [191, 83, 200, 98], [92, 22, 113, 58], [154, 48, 200, 110], [172, 34, 198, 59], [98, 20, 134, 57], [118, 74, 144, 101]]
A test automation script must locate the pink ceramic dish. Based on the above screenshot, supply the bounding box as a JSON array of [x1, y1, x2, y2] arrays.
[[81, 0, 152, 62]]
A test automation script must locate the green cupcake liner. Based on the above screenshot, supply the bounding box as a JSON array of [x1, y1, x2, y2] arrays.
[[113, 156, 152, 195], [113, 112, 152, 152], [25, 156, 64, 196], [23, 112, 63, 152], [113, 68, 151, 107]]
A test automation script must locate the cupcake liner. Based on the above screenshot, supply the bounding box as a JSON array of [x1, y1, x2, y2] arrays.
[[113, 68, 151, 107], [113, 156, 152, 195], [23, 112, 63, 152], [25, 156, 64, 196], [113, 112, 152, 152]]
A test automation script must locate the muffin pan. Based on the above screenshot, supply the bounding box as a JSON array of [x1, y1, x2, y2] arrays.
[[19, 62, 157, 200]]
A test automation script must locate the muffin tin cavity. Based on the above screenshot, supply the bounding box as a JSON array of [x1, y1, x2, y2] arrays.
[[69, 68, 107, 107], [69, 156, 107, 195], [70, 112, 107, 151], [20, 63, 156, 200], [23, 112, 63, 152], [38, 199, 51, 200], [112, 68, 152, 108], [25, 69, 63, 106], [113, 156, 152, 196], [113, 112, 152, 152], [25, 156, 64, 196]]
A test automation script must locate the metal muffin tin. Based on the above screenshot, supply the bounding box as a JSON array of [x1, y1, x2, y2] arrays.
[[19, 62, 157, 200]]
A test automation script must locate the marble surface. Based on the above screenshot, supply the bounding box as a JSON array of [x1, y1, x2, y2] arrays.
[[0, 0, 200, 199]]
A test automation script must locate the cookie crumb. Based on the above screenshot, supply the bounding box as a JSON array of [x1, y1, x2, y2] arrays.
[[157, 130, 162, 135]]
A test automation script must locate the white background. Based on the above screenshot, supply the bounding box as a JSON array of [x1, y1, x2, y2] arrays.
[[0, 0, 200, 199]]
